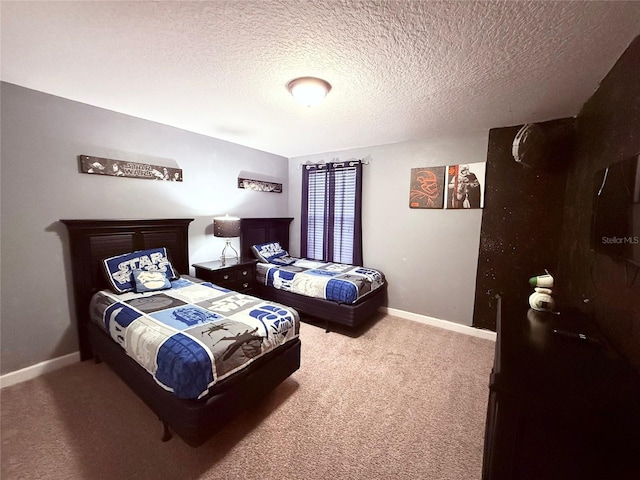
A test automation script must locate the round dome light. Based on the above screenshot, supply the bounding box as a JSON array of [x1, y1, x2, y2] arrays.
[[287, 77, 332, 107]]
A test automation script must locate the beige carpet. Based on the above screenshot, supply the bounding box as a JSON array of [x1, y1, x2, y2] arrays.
[[1, 314, 495, 480]]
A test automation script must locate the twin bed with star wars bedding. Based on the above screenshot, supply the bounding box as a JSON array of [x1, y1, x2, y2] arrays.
[[254, 247, 383, 302], [91, 268, 298, 400], [239, 217, 387, 329], [61, 218, 301, 448]]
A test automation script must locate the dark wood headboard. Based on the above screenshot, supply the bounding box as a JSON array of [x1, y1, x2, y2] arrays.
[[239, 217, 293, 260], [60, 218, 193, 360]]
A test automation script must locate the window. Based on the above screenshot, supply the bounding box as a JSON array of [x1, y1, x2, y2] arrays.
[[301, 160, 363, 265]]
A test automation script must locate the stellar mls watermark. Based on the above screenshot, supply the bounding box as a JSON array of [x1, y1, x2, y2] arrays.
[[601, 236, 640, 245]]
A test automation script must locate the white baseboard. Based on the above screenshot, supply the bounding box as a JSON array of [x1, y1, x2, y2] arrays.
[[0, 351, 80, 389], [380, 307, 496, 341]]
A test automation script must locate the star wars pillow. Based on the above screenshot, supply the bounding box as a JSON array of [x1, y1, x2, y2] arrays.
[[251, 242, 296, 266], [103, 247, 178, 293], [132, 269, 172, 293]]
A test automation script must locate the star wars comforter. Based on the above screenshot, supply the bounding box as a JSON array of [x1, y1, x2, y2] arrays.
[[89, 277, 299, 399], [256, 259, 385, 304]]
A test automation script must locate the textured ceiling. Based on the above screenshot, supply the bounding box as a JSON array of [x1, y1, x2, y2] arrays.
[[2, 1, 640, 158]]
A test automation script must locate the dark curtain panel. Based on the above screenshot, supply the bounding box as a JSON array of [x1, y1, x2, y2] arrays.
[[352, 161, 363, 265], [300, 161, 363, 265], [301, 166, 310, 259]]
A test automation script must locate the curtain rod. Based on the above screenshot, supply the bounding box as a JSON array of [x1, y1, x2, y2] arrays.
[[297, 159, 370, 170]]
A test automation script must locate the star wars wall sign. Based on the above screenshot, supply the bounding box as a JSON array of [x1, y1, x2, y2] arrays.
[[409, 166, 446, 208], [79, 155, 183, 181], [237, 177, 282, 193]]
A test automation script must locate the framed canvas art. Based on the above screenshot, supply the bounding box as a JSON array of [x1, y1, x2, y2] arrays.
[[445, 162, 486, 209], [409, 166, 446, 209]]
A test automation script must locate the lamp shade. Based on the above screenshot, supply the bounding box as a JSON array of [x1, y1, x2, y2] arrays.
[[213, 215, 240, 238]]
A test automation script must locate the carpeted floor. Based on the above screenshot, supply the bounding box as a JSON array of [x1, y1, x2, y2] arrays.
[[1, 314, 495, 480]]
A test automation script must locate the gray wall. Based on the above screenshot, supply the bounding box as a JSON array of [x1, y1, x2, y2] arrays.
[[288, 134, 489, 326], [1, 82, 489, 376], [0, 82, 289, 374]]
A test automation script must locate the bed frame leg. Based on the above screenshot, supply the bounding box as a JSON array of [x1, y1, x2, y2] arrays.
[[161, 420, 173, 442], [324, 319, 331, 333]]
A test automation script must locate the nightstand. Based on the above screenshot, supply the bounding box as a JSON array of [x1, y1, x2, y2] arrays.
[[192, 258, 257, 293]]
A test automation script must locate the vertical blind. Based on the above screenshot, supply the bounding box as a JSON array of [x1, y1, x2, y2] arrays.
[[302, 160, 363, 265]]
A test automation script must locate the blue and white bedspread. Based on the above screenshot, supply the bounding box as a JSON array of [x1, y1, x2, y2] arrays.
[[89, 278, 299, 399], [256, 259, 385, 304]]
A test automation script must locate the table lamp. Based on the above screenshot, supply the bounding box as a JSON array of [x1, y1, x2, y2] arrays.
[[213, 214, 241, 265]]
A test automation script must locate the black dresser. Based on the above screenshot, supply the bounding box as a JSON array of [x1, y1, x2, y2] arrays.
[[482, 296, 640, 480]]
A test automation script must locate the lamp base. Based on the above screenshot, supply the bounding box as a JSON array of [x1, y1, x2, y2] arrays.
[[220, 239, 239, 266]]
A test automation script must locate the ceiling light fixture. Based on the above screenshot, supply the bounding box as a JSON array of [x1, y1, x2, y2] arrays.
[[287, 77, 332, 107]]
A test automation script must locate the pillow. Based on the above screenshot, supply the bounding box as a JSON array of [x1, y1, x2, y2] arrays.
[[103, 247, 178, 293], [132, 269, 172, 293], [251, 242, 296, 265]]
